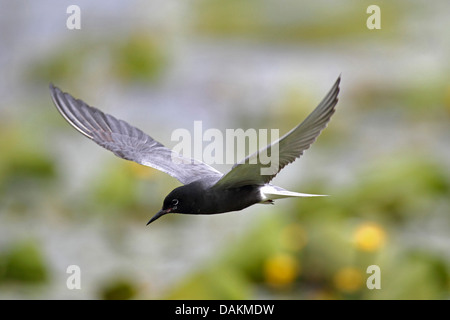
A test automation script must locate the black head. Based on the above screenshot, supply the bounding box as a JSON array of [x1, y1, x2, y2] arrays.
[[146, 185, 199, 225]]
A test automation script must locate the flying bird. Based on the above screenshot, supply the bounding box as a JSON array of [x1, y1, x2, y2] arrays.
[[50, 76, 340, 225]]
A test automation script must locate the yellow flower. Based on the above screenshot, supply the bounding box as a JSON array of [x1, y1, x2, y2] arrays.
[[353, 222, 386, 252], [264, 253, 300, 288], [333, 267, 364, 293]]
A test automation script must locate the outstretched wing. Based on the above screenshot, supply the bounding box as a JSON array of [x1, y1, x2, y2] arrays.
[[213, 76, 341, 189], [50, 85, 223, 185]]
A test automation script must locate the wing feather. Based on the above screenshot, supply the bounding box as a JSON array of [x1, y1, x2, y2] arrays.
[[50, 85, 223, 185], [213, 76, 341, 189]]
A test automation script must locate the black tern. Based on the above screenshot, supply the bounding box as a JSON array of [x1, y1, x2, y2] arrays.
[[50, 76, 340, 225]]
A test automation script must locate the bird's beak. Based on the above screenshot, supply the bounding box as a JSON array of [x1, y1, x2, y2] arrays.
[[146, 209, 169, 226]]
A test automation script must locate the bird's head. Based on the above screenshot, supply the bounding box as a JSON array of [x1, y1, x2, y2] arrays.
[[146, 186, 196, 225]]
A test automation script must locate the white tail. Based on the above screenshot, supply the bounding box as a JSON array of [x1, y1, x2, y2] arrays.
[[259, 185, 328, 202]]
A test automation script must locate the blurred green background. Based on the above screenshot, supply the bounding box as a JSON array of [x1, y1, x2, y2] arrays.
[[0, 0, 449, 300]]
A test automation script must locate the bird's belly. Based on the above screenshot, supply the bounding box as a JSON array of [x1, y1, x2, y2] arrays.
[[200, 185, 261, 214]]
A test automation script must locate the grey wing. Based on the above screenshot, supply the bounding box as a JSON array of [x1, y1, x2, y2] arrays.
[[49, 85, 223, 185], [213, 75, 341, 189]]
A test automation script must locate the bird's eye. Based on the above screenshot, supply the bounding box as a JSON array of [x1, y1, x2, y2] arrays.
[[172, 199, 179, 206]]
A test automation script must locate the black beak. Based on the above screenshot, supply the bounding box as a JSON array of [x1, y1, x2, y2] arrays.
[[146, 209, 168, 226]]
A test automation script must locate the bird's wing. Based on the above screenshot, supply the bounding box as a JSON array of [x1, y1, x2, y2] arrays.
[[212, 76, 340, 189], [50, 85, 223, 185]]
